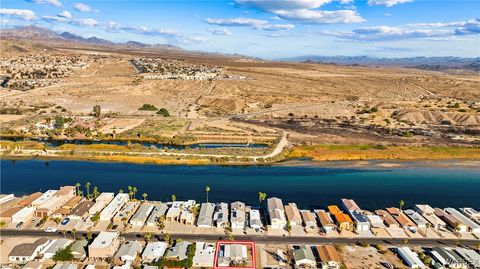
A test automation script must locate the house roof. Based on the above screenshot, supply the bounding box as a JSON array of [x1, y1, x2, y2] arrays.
[[70, 240, 88, 256], [341, 198, 360, 212], [333, 213, 353, 224], [301, 210, 316, 223], [267, 197, 284, 213], [285, 203, 302, 223], [90, 232, 119, 249], [166, 241, 190, 260], [17, 192, 43, 207], [293, 246, 315, 262], [115, 241, 143, 258], [142, 242, 168, 259], [69, 200, 95, 217], [9, 238, 49, 257], [0, 206, 22, 218], [197, 203, 215, 226], [316, 245, 342, 263], [54, 186, 75, 196], [316, 210, 334, 227], [328, 205, 342, 215]]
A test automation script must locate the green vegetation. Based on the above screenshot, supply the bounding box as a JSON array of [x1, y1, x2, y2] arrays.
[[156, 108, 170, 117], [91, 212, 100, 222], [205, 186, 211, 203], [138, 104, 158, 111], [92, 105, 101, 118], [357, 107, 379, 114], [289, 144, 480, 162], [53, 245, 73, 261]]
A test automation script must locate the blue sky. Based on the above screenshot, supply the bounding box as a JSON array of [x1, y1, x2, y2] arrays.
[[1, 0, 479, 59]]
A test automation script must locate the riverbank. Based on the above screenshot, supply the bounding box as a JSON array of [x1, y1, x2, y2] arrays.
[[288, 144, 480, 161], [2, 139, 480, 165]]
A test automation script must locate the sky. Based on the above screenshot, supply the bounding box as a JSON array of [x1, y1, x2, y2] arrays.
[[1, 0, 479, 59]]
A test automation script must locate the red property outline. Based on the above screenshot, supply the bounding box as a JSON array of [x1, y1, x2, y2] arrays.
[[213, 240, 256, 269]]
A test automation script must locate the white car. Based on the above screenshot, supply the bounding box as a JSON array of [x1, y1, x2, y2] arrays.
[[44, 227, 57, 233]]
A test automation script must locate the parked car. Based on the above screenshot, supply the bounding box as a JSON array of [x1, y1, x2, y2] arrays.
[[44, 227, 57, 233], [61, 218, 70, 225], [16, 222, 24, 229]]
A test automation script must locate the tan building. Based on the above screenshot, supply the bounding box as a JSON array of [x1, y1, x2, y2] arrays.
[[386, 207, 416, 228], [316, 245, 342, 269], [52, 196, 83, 218], [36, 186, 76, 218], [375, 209, 400, 228], [17, 192, 43, 207], [88, 232, 120, 260], [285, 203, 302, 226], [316, 210, 336, 232]]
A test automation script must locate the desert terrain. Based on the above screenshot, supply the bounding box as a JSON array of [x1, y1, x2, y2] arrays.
[[1, 32, 479, 164]]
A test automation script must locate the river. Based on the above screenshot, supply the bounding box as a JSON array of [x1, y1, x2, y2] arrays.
[[0, 159, 478, 210]]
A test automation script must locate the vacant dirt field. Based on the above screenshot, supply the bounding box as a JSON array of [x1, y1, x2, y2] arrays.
[[1, 40, 479, 150]]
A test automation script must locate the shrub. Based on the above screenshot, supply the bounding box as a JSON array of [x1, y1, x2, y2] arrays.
[[138, 104, 158, 111], [53, 245, 73, 261], [156, 108, 170, 117]]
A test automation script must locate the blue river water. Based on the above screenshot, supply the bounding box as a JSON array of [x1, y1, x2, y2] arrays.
[[0, 159, 478, 210]]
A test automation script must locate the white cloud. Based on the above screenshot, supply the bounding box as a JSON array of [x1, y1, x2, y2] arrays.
[[319, 19, 480, 41], [28, 0, 62, 7], [101, 21, 205, 45], [58, 10, 72, 19], [274, 9, 365, 24], [234, 0, 364, 24], [208, 28, 233, 35], [235, 0, 332, 11], [367, 0, 413, 7], [73, 2, 97, 13], [43, 15, 98, 27], [0, 8, 37, 20], [205, 17, 294, 31], [43, 15, 69, 23], [71, 18, 98, 26]]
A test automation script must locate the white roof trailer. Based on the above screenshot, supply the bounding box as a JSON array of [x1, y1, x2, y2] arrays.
[[99, 193, 129, 221]]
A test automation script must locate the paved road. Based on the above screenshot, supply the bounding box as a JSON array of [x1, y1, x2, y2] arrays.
[[2, 229, 479, 247]]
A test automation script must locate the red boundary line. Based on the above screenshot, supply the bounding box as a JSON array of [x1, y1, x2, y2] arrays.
[[213, 240, 256, 269]]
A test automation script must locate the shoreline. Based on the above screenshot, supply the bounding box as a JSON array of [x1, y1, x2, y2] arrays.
[[2, 152, 480, 169], [1, 140, 479, 166]]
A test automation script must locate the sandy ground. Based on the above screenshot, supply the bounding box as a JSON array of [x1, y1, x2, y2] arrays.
[[339, 245, 407, 269]]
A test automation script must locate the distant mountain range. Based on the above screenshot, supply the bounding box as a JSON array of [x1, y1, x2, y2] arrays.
[[282, 55, 480, 71], [0, 25, 183, 52]]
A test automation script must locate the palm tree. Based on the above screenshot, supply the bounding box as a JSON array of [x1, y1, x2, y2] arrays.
[[78, 190, 83, 197], [85, 182, 91, 199], [258, 192, 267, 206], [87, 229, 93, 241], [128, 186, 133, 199], [118, 188, 124, 194], [142, 193, 148, 202], [75, 183, 81, 196], [144, 232, 152, 242], [171, 194, 176, 202], [72, 228, 77, 240], [93, 186, 100, 199], [132, 187, 137, 200], [129, 190, 134, 201], [399, 200, 405, 212], [205, 186, 211, 203]]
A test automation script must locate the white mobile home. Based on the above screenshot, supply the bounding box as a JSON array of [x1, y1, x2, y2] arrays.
[[129, 203, 154, 227], [99, 193, 129, 221], [89, 192, 115, 215]]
